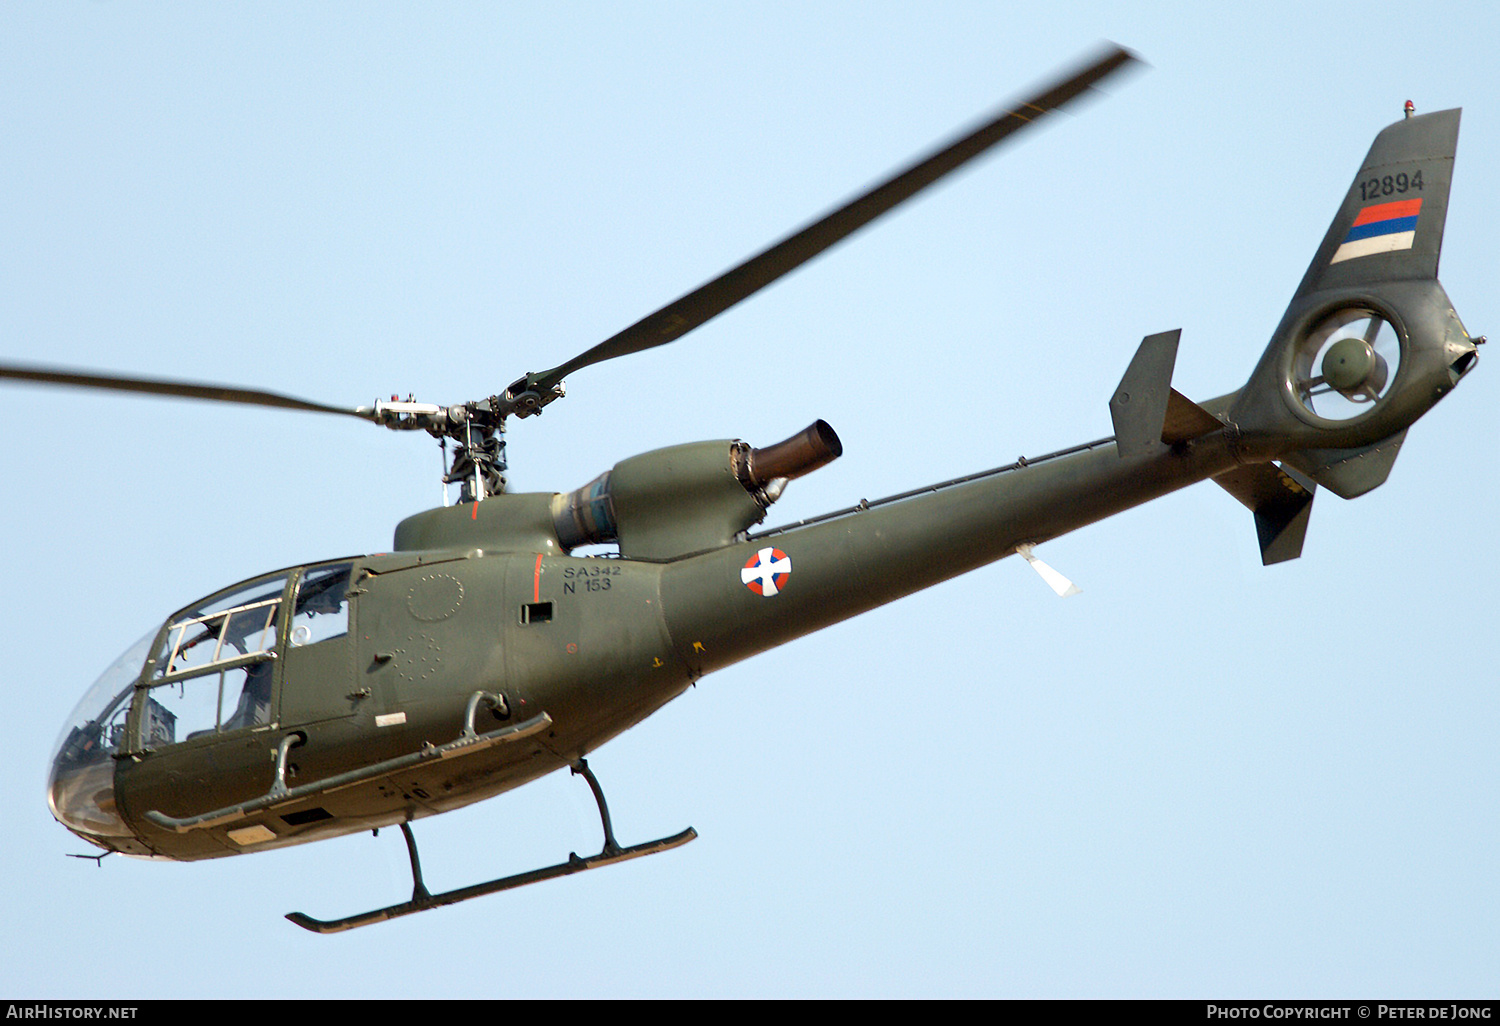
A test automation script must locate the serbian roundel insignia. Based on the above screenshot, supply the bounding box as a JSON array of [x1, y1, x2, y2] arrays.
[[741, 547, 792, 597]]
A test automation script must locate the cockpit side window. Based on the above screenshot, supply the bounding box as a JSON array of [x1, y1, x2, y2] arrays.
[[151, 576, 287, 680], [153, 599, 278, 679], [140, 574, 289, 746], [289, 563, 352, 649]]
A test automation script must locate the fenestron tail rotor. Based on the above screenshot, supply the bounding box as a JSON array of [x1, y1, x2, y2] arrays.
[[1289, 308, 1402, 419]]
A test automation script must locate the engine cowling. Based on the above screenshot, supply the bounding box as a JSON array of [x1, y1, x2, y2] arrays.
[[553, 420, 842, 560]]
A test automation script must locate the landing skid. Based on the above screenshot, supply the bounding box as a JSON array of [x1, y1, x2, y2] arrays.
[[285, 759, 696, 934]]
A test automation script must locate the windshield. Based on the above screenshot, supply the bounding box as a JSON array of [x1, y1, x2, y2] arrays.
[[47, 626, 158, 843]]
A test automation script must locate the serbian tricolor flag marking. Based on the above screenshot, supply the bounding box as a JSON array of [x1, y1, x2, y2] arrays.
[[741, 547, 792, 597], [1331, 198, 1423, 264]]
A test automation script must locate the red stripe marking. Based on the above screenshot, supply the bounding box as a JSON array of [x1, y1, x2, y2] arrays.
[[1352, 198, 1422, 226], [471, 501, 479, 521], [534, 553, 543, 602]]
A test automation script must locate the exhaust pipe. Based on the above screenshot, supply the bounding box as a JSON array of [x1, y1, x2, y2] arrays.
[[738, 420, 843, 490]]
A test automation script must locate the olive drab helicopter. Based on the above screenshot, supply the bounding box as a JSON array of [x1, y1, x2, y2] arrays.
[[9, 45, 1482, 933]]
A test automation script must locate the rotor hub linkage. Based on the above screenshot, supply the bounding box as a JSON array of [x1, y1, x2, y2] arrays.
[[443, 420, 507, 502], [501, 374, 566, 419], [365, 376, 567, 499]]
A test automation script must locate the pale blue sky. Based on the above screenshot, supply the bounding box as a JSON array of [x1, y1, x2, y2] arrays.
[[2, 2, 1497, 998]]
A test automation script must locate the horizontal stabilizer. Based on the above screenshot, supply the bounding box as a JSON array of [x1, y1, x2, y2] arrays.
[[1212, 463, 1317, 565], [1280, 430, 1407, 499], [1162, 389, 1222, 444]]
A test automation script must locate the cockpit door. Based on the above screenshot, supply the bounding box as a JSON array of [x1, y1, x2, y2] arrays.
[[116, 572, 293, 856], [276, 562, 357, 727]]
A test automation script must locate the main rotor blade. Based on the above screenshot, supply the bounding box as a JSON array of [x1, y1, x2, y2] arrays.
[[534, 44, 1138, 390], [0, 362, 375, 421]]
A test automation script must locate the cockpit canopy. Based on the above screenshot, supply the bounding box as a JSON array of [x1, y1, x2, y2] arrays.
[[48, 563, 353, 852]]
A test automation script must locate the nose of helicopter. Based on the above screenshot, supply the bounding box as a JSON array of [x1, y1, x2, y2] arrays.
[[47, 741, 130, 849], [47, 629, 157, 852]]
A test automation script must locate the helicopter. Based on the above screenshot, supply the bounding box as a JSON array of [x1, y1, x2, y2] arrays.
[[7, 43, 1482, 934]]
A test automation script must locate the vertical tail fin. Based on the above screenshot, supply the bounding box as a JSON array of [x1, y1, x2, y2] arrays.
[[1227, 106, 1477, 497], [1293, 108, 1459, 296]]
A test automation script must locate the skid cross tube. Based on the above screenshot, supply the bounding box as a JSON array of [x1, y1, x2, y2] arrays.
[[399, 822, 431, 904], [572, 758, 620, 854], [285, 757, 696, 933]]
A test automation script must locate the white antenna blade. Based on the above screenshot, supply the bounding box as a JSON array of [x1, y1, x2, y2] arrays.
[[1016, 544, 1081, 598]]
